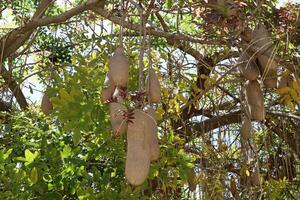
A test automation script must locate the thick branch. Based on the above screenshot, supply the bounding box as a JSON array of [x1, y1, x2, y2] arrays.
[[0, 0, 53, 109], [191, 110, 300, 158], [0, 67, 28, 109], [1, 0, 53, 59], [19, 0, 101, 34], [191, 111, 242, 135], [0, 0, 104, 109]]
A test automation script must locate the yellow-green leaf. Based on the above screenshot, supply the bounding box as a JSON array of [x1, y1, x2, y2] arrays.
[[177, 93, 187, 103], [292, 80, 300, 94], [286, 100, 295, 111], [290, 89, 300, 102], [246, 170, 250, 177], [156, 107, 164, 121], [30, 167, 38, 184], [277, 87, 291, 95]]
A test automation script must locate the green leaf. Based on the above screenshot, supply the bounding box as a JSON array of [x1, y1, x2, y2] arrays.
[[73, 131, 81, 146], [41, 192, 62, 200], [59, 89, 73, 102], [24, 149, 38, 165], [61, 145, 72, 159], [30, 167, 38, 184], [3, 149, 12, 160], [166, 0, 173, 9]]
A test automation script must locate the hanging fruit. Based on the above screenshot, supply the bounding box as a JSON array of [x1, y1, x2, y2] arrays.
[[146, 69, 161, 103], [143, 105, 159, 161], [125, 109, 150, 186], [240, 116, 251, 142], [41, 93, 53, 115], [253, 23, 278, 88], [238, 51, 260, 80], [245, 80, 265, 121], [252, 23, 273, 53], [250, 168, 261, 186], [108, 46, 130, 87], [257, 54, 278, 88]]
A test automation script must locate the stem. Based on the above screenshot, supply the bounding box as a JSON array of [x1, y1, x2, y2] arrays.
[[138, 6, 146, 92], [147, 35, 152, 104], [120, 0, 125, 45]]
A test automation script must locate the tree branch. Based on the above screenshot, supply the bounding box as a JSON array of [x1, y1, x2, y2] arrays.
[[0, 0, 54, 109], [92, 8, 222, 45], [0, 0, 104, 109]]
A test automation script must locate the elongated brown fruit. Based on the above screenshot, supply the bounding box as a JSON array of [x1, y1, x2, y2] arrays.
[[101, 75, 116, 103], [241, 116, 251, 142], [245, 80, 265, 121], [251, 168, 261, 187], [108, 46, 130, 87], [143, 105, 159, 161], [125, 109, 150, 186], [252, 23, 273, 54], [146, 69, 161, 103], [109, 102, 127, 136], [257, 54, 277, 88], [41, 94, 53, 115], [238, 52, 260, 80]]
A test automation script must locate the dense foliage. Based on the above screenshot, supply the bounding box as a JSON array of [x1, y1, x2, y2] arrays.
[[0, 0, 300, 199]]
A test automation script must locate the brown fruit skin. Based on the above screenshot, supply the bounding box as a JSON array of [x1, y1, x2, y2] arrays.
[[241, 116, 251, 142], [245, 80, 265, 121], [125, 109, 150, 186], [146, 69, 161, 103], [101, 75, 116, 103], [108, 47, 130, 87], [109, 102, 127, 136], [252, 23, 273, 54], [143, 105, 159, 161], [250, 169, 261, 187], [257, 54, 278, 88], [41, 94, 53, 115], [251, 23, 278, 88], [238, 52, 260, 80]]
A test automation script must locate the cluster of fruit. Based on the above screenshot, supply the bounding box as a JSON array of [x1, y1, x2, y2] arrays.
[[101, 45, 161, 186], [239, 23, 278, 123]]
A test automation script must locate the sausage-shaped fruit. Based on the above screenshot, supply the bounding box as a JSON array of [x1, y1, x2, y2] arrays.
[[125, 109, 150, 186], [245, 80, 265, 121], [143, 105, 159, 161], [108, 46, 130, 87], [41, 94, 53, 115], [257, 54, 278, 88], [252, 23, 273, 54], [241, 116, 251, 142], [238, 52, 260, 80], [146, 69, 161, 103]]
